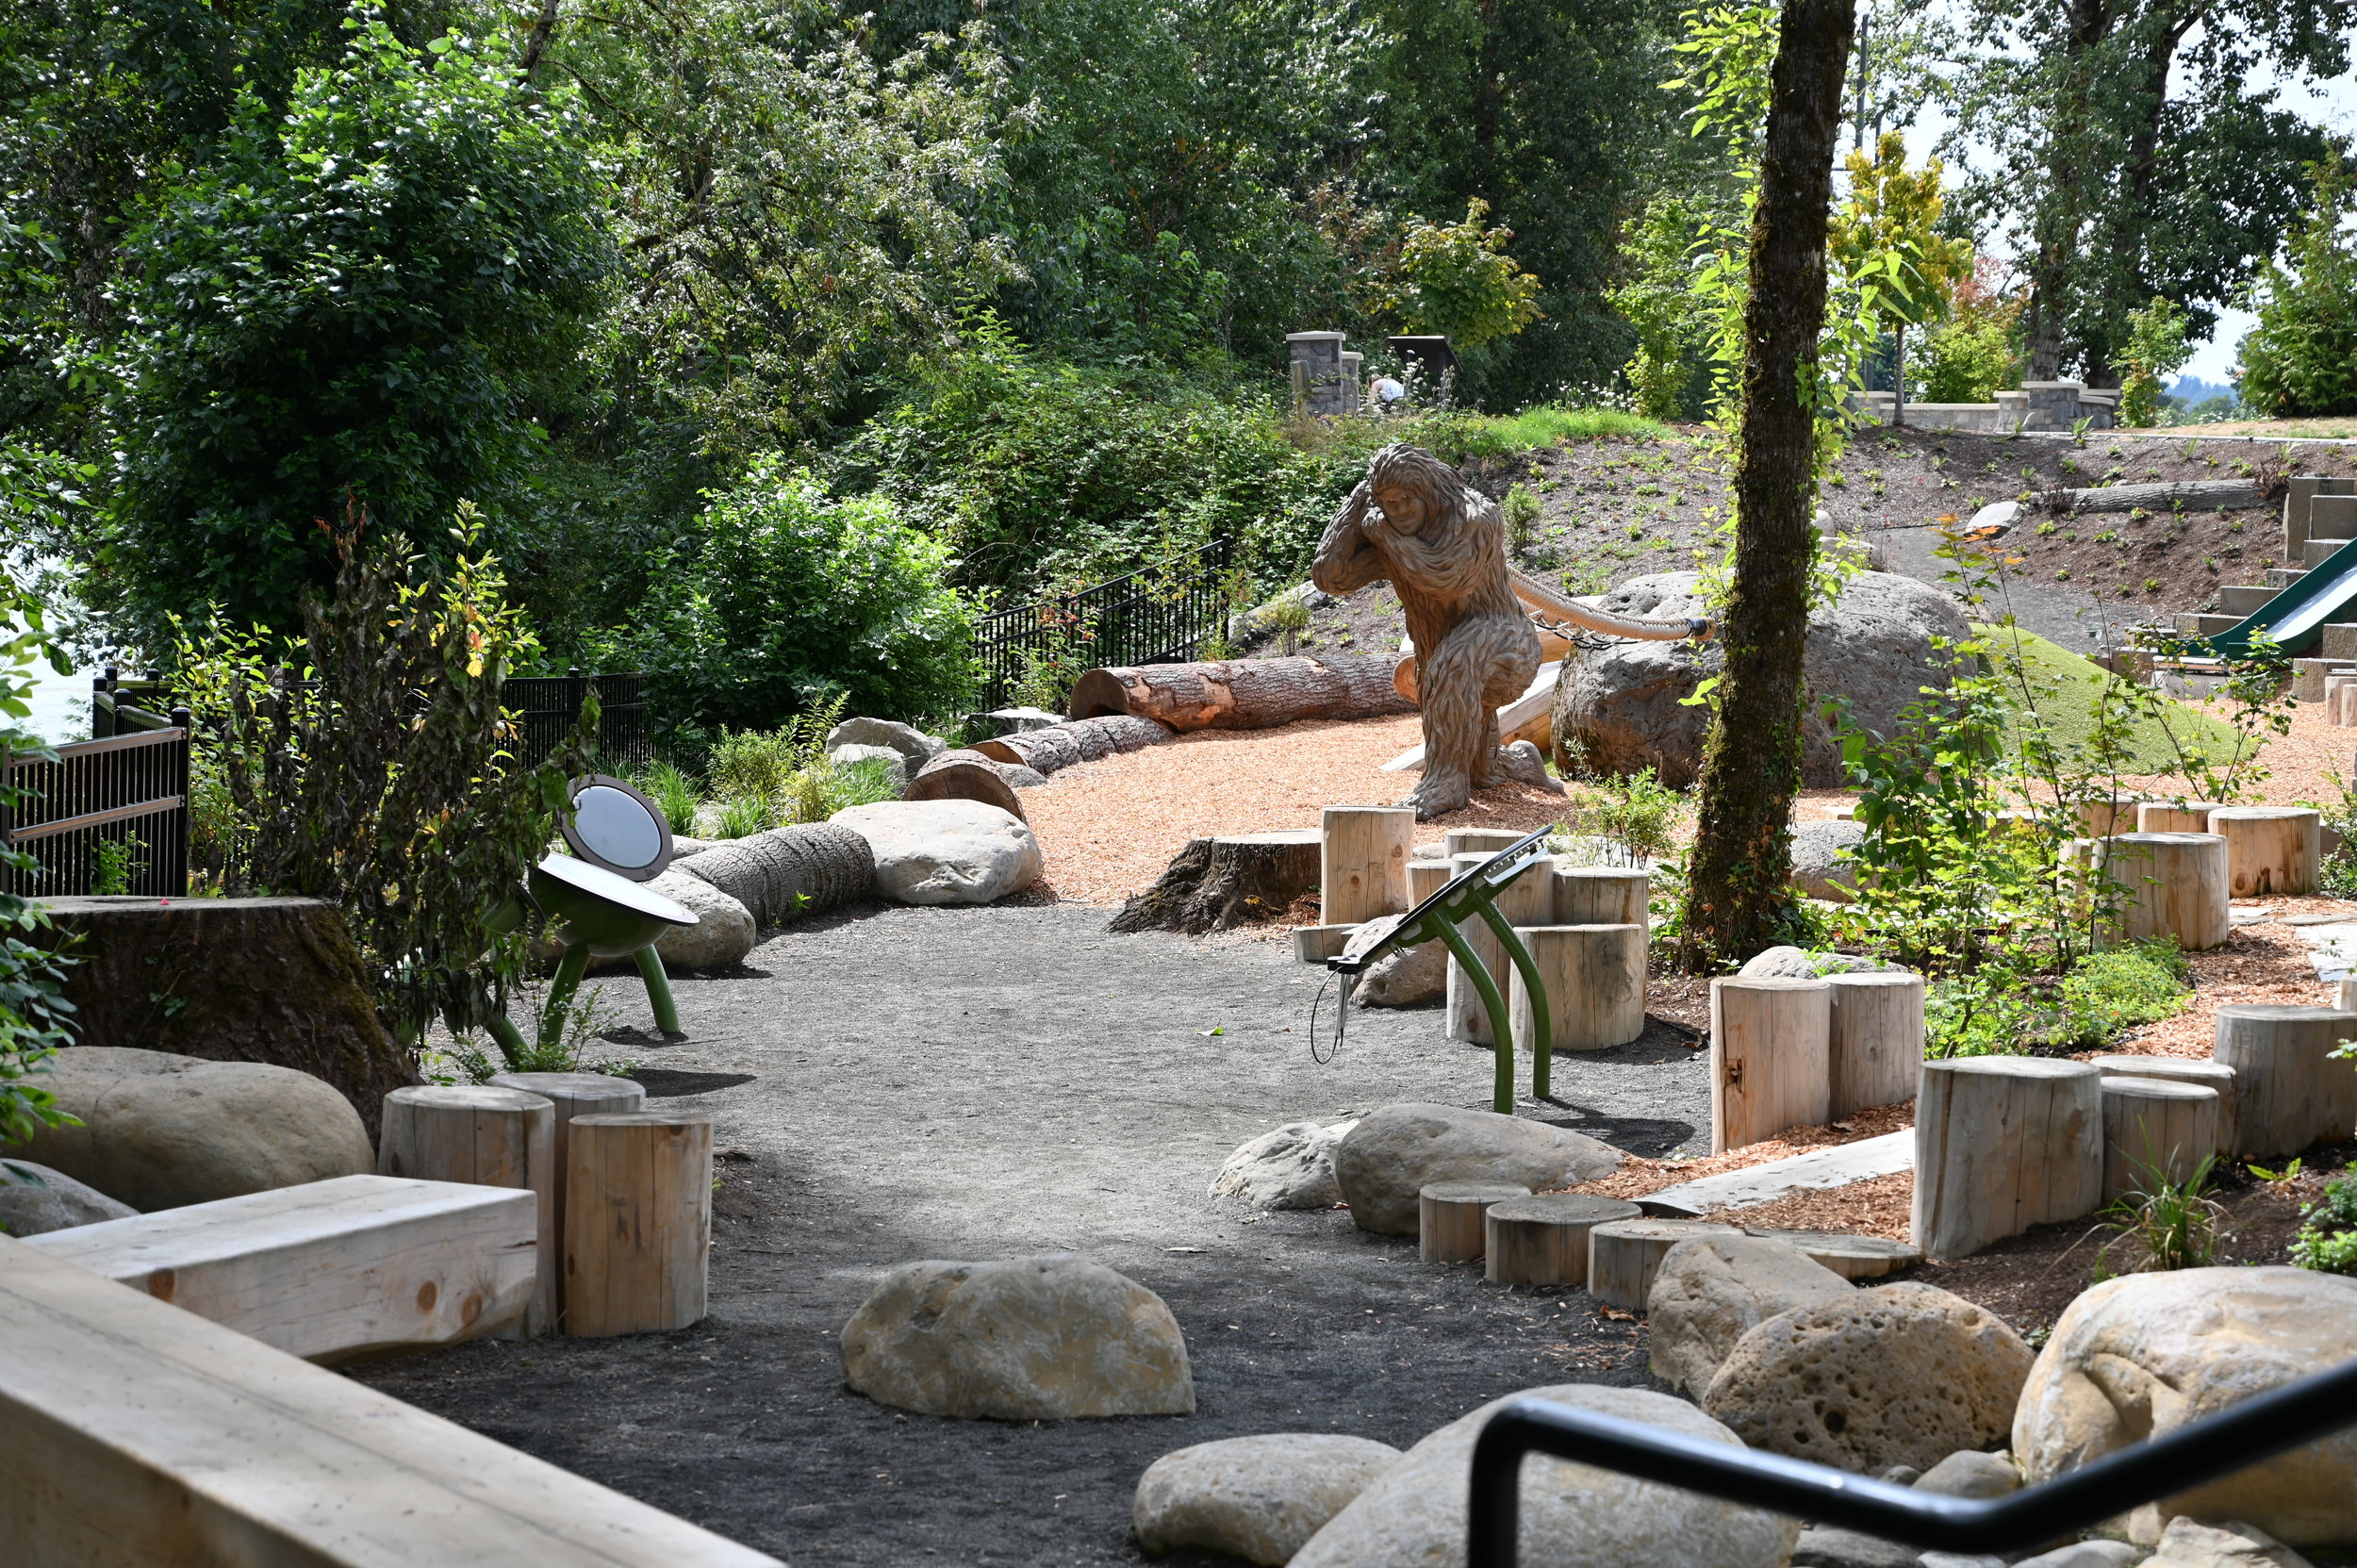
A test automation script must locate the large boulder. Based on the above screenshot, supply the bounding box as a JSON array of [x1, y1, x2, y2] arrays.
[[832, 800, 1044, 906], [1133, 1433, 1400, 1565], [1354, 940, 1448, 1007], [1331, 1103, 1622, 1235], [1553, 570, 1970, 788], [826, 717, 947, 767], [6, 1047, 373, 1211], [824, 743, 908, 792], [1789, 819, 1869, 900], [840, 1255, 1195, 1419], [1290, 1383, 1801, 1568], [2144, 1517, 2316, 1568], [2013, 1267, 2357, 1546], [676, 821, 874, 927], [1703, 1281, 2035, 1474], [1211, 1119, 1357, 1210], [647, 868, 756, 969], [1647, 1234, 1854, 1395], [0, 1157, 138, 1236]]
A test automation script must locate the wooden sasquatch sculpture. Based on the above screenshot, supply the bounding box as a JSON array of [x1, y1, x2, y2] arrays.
[[1314, 443, 1565, 819]]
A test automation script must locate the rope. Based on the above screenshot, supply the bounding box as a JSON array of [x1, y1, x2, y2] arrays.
[[1309, 970, 1351, 1065]]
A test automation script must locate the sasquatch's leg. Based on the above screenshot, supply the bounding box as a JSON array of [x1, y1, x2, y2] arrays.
[[1402, 627, 1489, 819]]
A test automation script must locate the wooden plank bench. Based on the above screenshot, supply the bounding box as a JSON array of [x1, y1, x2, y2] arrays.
[[0, 1234, 782, 1567], [23, 1174, 537, 1363]]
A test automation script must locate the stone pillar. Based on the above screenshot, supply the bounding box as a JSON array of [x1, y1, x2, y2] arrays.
[[1339, 351, 1363, 415], [1286, 332, 1348, 418], [1995, 390, 2030, 431], [2020, 381, 2085, 432]]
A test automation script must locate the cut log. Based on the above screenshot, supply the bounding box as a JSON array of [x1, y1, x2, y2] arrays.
[[2212, 1003, 2357, 1156], [1708, 977, 1832, 1153], [1553, 867, 1648, 926], [1484, 1192, 1640, 1286], [564, 1112, 713, 1337], [1445, 829, 1528, 857], [2100, 1076, 2221, 1204], [0, 1235, 783, 1568], [1110, 830, 1323, 934], [2095, 832, 2230, 950], [1509, 924, 1646, 1054], [23, 1173, 536, 1362], [903, 750, 1030, 820], [1417, 1180, 1531, 1263], [1293, 924, 1356, 964], [2135, 801, 2229, 834], [2205, 806, 2321, 897], [1067, 654, 1417, 731], [1322, 805, 1414, 924], [27, 896, 414, 1138], [2089, 1055, 2238, 1155], [676, 822, 876, 926], [1445, 853, 1555, 1045], [1825, 970, 1924, 1117], [1740, 1228, 1921, 1280], [1586, 1218, 1742, 1312], [379, 1085, 557, 1336], [487, 1070, 645, 1324], [1912, 1058, 2103, 1260], [2066, 798, 2146, 837], [969, 714, 1174, 773]]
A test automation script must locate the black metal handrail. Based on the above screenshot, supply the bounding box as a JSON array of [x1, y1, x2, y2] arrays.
[[972, 536, 1235, 709], [1468, 1356, 2357, 1566]]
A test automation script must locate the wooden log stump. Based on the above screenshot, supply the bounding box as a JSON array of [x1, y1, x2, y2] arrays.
[[2213, 1003, 2357, 1156], [1553, 867, 1648, 926], [1418, 1180, 1531, 1263], [1509, 924, 1646, 1054], [1444, 829, 1527, 858], [565, 1112, 713, 1337], [2089, 1056, 2238, 1155], [489, 1071, 646, 1325], [1067, 654, 1416, 731], [2095, 832, 2231, 950], [1322, 805, 1414, 924], [379, 1085, 557, 1335], [903, 750, 1029, 820], [1445, 853, 1556, 1044], [1587, 1218, 1741, 1311], [1484, 1193, 1640, 1286], [1110, 830, 1323, 934], [1825, 971, 1924, 1117], [2101, 1076, 2222, 1203], [2068, 798, 2146, 837], [1912, 1058, 2103, 1259], [1708, 977, 1832, 1153], [1293, 924, 1356, 964], [2206, 806, 2321, 897], [1741, 1228, 1921, 1280], [2332, 682, 2357, 727], [2135, 801, 2230, 834]]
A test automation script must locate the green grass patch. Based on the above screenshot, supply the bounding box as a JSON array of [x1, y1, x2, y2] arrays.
[[1977, 624, 2251, 773], [1481, 404, 1671, 448]]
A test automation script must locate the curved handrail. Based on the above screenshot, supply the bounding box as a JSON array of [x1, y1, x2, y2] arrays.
[[1467, 1356, 2357, 1567], [1508, 568, 1712, 643]]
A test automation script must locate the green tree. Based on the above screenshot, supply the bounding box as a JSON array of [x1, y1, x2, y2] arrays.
[[1373, 200, 1543, 348], [2118, 295, 2193, 425], [2239, 152, 2357, 419], [1828, 131, 1970, 415], [97, 15, 616, 639]]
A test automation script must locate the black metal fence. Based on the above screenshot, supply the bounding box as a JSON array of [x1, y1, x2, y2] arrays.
[[1, 721, 191, 898], [972, 536, 1236, 710]]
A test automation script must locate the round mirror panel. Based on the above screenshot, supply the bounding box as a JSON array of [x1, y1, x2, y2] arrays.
[[573, 784, 663, 869]]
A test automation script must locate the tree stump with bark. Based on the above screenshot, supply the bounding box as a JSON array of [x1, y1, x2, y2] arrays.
[[1110, 831, 1323, 934], [903, 750, 1031, 820], [969, 715, 1174, 775], [1067, 654, 1415, 731]]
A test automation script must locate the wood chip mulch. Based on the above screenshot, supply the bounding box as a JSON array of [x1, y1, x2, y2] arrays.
[[1564, 1099, 1916, 1204], [2104, 900, 2347, 1058]]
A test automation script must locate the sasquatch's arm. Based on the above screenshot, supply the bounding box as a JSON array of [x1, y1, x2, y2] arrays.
[[1311, 481, 1390, 596], [1373, 494, 1508, 603]]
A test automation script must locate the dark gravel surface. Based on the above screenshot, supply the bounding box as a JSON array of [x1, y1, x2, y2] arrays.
[[356, 902, 1713, 1566]]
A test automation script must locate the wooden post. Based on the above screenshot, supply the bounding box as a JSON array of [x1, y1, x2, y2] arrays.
[[2332, 681, 2357, 728], [2095, 832, 2231, 950], [379, 1085, 557, 1336], [489, 1071, 646, 1329], [1825, 970, 1923, 1116], [1484, 1193, 1640, 1286], [564, 1112, 713, 1337], [2213, 1003, 2357, 1157], [1553, 867, 1648, 926], [1586, 1218, 1741, 1311], [1708, 977, 1832, 1152], [1417, 1180, 1530, 1263], [2206, 806, 2321, 897], [1912, 1058, 2103, 1259], [2135, 801, 2229, 834], [1445, 829, 1526, 858], [1321, 805, 1414, 924], [2089, 1056, 2238, 1155], [1510, 925, 1646, 1054], [1408, 859, 1453, 904], [1446, 852, 1555, 1044], [1292, 924, 1356, 964], [2100, 1076, 2222, 1203]]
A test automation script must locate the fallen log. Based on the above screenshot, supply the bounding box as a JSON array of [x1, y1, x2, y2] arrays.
[[969, 713, 1175, 773], [903, 749, 1031, 820], [676, 822, 876, 924], [1110, 831, 1322, 934], [1068, 654, 1415, 731]]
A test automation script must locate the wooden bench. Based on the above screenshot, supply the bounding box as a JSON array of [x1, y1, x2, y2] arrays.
[[23, 1174, 536, 1363], [0, 1235, 782, 1567]]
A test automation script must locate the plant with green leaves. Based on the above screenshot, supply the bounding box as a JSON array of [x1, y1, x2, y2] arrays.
[[2101, 1152, 2224, 1274], [2118, 298, 2195, 427], [636, 763, 701, 837], [2293, 1173, 2357, 1273], [0, 573, 76, 1146], [1372, 201, 1543, 351], [1562, 767, 1687, 867], [2240, 150, 2357, 420]]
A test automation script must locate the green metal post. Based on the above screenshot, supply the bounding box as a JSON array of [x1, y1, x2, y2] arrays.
[[486, 1011, 531, 1065], [634, 944, 682, 1035], [540, 943, 592, 1051], [1475, 900, 1552, 1100], [1432, 916, 1516, 1114]]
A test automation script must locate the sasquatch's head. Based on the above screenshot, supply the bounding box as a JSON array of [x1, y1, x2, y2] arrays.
[[1367, 443, 1475, 536]]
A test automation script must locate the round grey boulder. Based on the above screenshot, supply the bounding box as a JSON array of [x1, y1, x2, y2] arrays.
[[1790, 818, 1869, 900], [841, 1255, 1195, 1419], [1647, 1233, 1854, 1395], [8, 1047, 373, 1211], [1739, 945, 1897, 980], [1331, 1103, 1622, 1236], [824, 743, 909, 791], [1210, 1119, 1357, 1210], [1554, 569, 1969, 788], [0, 1157, 138, 1236], [832, 800, 1044, 905], [1353, 940, 1448, 1007], [1290, 1383, 1800, 1568], [647, 867, 756, 969], [826, 717, 948, 767], [1134, 1433, 1400, 1565]]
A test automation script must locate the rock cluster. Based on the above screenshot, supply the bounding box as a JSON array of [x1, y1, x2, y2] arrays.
[[1330, 1103, 1622, 1235], [1210, 1119, 1357, 1210]]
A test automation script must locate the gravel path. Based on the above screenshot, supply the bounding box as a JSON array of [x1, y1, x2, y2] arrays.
[[360, 903, 1711, 1566]]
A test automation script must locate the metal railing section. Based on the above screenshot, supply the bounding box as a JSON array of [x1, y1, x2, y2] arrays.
[[972, 536, 1235, 709]]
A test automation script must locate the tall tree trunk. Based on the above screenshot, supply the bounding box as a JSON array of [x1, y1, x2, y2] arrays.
[[1676, 0, 1855, 972], [2024, 0, 2120, 380]]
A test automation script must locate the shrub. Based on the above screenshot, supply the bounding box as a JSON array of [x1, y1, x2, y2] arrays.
[[2101, 1153, 2223, 1274], [2293, 1175, 2357, 1273], [2239, 152, 2357, 420]]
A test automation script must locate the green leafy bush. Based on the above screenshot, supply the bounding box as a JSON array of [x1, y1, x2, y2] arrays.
[[1916, 297, 2021, 404], [2240, 153, 2357, 420], [2293, 1175, 2357, 1273], [0, 587, 75, 1147], [637, 763, 701, 836]]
